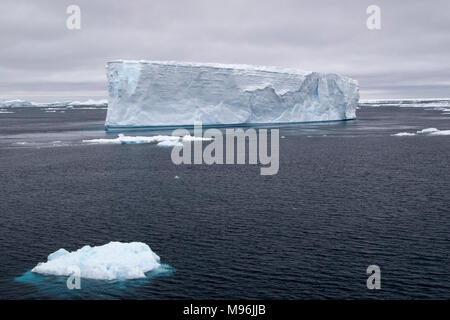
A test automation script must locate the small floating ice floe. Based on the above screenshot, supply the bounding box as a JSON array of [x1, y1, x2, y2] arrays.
[[392, 132, 416, 136], [157, 140, 183, 147], [31, 241, 164, 280], [392, 128, 450, 137], [417, 128, 439, 134], [82, 133, 211, 146], [428, 129, 450, 136]]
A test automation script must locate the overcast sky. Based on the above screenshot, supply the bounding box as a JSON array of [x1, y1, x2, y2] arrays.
[[1, 0, 449, 101]]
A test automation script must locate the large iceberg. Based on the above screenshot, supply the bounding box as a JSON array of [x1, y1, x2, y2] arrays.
[[105, 60, 359, 129], [31, 242, 162, 280]]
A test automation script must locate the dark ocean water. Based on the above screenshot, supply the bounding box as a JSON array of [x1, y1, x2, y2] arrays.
[[0, 105, 449, 299]]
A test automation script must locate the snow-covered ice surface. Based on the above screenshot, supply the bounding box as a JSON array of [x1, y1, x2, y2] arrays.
[[105, 60, 359, 128], [31, 242, 164, 280]]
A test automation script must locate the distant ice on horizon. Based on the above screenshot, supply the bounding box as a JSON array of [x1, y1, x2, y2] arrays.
[[0, 99, 108, 108]]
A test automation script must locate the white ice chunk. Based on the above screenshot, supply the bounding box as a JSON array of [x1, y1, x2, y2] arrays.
[[157, 140, 183, 147], [181, 135, 213, 142], [82, 133, 212, 145], [417, 128, 439, 134], [393, 128, 450, 137], [429, 129, 450, 136], [0, 99, 35, 108], [68, 99, 108, 107], [31, 241, 162, 280], [392, 132, 416, 136], [82, 133, 178, 145]]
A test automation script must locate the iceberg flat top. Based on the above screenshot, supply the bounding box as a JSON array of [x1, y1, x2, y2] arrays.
[[107, 60, 313, 76]]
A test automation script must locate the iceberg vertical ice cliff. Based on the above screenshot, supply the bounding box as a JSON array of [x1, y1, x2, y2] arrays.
[[105, 61, 359, 128]]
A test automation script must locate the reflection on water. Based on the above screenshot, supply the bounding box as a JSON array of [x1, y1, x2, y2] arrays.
[[15, 264, 174, 299]]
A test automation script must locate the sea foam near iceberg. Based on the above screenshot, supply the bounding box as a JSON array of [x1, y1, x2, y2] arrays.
[[30, 242, 165, 280]]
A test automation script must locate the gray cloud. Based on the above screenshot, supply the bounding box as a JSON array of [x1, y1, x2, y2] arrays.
[[0, 0, 449, 101]]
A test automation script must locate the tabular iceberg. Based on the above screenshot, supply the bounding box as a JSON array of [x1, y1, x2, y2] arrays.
[[105, 60, 359, 129]]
